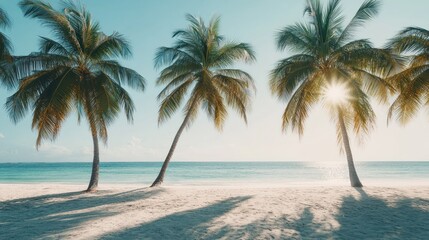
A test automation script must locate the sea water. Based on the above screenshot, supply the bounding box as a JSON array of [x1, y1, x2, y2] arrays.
[[0, 161, 428, 186]]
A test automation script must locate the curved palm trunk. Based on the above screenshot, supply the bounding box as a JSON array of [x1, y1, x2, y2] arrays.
[[86, 130, 100, 192], [151, 112, 192, 187], [85, 89, 100, 192], [338, 109, 363, 188]]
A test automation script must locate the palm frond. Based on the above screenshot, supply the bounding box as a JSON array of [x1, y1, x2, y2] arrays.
[[386, 26, 429, 126], [199, 79, 227, 130], [6, 67, 67, 123], [39, 37, 70, 55], [90, 32, 132, 60], [388, 68, 429, 124], [387, 27, 429, 54], [337, 0, 380, 45], [281, 72, 322, 135], [95, 60, 145, 91], [20, 0, 83, 55], [0, 32, 12, 54], [154, 46, 199, 70], [0, 7, 11, 28], [158, 79, 194, 125], [211, 42, 256, 68], [213, 74, 251, 123], [276, 23, 315, 54], [31, 68, 78, 147], [12, 53, 72, 80], [270, 54, 316, 99]]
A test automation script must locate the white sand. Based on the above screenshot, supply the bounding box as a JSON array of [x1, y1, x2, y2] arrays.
[[0, 184, 428, 239]]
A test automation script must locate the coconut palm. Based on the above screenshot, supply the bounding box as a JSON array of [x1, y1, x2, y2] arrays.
[[7, 0, 145, 191], [0, 6, 13, 87], [386, 27, 429, 124], [151, 14, 255, 187], [270, 0, 399, 187]]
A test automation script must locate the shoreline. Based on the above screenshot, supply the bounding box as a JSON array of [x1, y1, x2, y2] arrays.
[[1, 178, 429, 188]]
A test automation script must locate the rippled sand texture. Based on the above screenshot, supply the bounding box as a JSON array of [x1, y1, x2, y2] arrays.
[[1, 184, 428, 239]]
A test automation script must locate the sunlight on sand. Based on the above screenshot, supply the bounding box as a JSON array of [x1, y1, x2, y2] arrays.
[[0, 184, 428, 239]]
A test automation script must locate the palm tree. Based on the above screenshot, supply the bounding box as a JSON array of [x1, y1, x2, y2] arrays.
[[0, 6, 13, 87], [151, 14, 256, 187], [7, 0, 145, 192], [386, 27, 429, 124], [270, 0, 399, 187]]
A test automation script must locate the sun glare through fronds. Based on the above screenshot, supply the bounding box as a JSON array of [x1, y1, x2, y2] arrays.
[[323, 83, 350, 106]]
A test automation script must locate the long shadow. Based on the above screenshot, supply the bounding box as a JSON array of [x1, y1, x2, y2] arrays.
[[4, 187, 427, 239], [288, 207, 326, 239], [215, 207, 327, 239], [101, 196, 251, 240], [0, 187, 163, 239], [116, 188, 427, 239], [232, 188, 429, 239], [98, 196, 322, 239], [333, 188, 429, 239]]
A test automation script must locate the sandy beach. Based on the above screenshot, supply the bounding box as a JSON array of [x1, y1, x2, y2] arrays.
[[0, 184, 428, 239]]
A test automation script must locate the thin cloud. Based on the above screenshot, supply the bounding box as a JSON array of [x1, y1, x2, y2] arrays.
[[99, 136, 163, 161], [38, 144, 73, 157]]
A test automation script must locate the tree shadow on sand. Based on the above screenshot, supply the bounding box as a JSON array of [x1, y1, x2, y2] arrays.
[[0, 187, 163, 239], [332, 188, 429, 239], [2, 188, 428, 239], [101, 196, 252, 240], [100, 189, 429, 239], [239, 189, 429, 239], [214, 207, 328, 239]]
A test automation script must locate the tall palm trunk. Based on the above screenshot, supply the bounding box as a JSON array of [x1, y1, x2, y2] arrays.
[[85, 89, 100, 192], [151, 111, 192, 187], [338, 108, 363, 188], [86, 129, 100, 192]]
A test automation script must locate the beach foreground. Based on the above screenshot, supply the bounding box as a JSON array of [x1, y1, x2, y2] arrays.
[[1, 184, 428, 239]]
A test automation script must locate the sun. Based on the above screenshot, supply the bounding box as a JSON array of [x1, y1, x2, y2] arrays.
[[323, 82, 350, 106]]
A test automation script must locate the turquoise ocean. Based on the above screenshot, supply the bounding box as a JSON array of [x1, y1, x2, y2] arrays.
[[0, 161, 428, 185]]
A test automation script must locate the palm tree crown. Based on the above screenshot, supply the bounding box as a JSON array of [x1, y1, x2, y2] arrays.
[[7, 0, 145, 147], [387, 27, 429, 124], [155, 14, 256, 129], [270, 0, 396, 140]]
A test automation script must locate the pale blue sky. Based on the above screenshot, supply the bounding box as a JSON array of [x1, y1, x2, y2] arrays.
[[0, 0, 428, 162]]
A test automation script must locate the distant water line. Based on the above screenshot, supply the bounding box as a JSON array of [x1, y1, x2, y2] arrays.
[[0, 161, 428, 186]]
